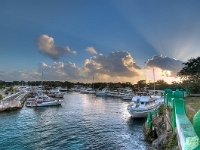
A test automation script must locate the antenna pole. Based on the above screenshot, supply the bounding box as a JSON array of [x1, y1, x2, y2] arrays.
[[153, 68, 155, 96], [144, 62, 147, 91]]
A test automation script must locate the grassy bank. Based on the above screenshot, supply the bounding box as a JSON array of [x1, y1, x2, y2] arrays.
[[185, 97, 200, 122]]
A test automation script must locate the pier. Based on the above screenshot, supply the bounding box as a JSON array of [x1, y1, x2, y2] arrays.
[[0, 92, 28, 112]]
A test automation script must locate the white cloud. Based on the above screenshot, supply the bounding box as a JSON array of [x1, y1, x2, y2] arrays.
[[0, 70, 41, 82], [0, 51, 142, 83], [86, 47, 98, 54], [83, 51, 141, 79], [0, 62, 84, 82], [36, 34, 76, 60], [0, 52, 183, 84], [71, 51, 77, 55], [38, 62, 85, 81]]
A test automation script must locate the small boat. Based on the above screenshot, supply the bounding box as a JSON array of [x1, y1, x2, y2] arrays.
[[59, 87, 68, 93], [96, 88, 108, 97], [88, 90, 96, 94], [80, 88, 95, 94], [26, 99, 62, 107], [127, 92, 160, 118], [117, 92, 126, 98], [48, 88, 64, 98], [25, 92, 63, 107], [122, 93, 134, 100], [107, 90, 118, 97]]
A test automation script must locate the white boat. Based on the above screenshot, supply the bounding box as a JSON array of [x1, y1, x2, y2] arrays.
[[122, 93, 134, 100], [88, 90, 96, 94], [26, 99, 62, 107], [127, 92, 160, 118], [25, 92, 63, 107], [59, 87, 68, 93], [117, 92, 126, 98], [96, 88, 108, 97], [48, 88, 64, 98], [107, 90, 118, 97], [80, 88, 95, 94]]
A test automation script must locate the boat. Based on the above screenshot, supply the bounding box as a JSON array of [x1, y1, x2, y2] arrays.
[[88, 90, 96, 94], [96, 88, 108, 97], [107, 90, 118, 97], [80, 88, 95, 94], [127, 92, 160, 118], [48, 88, 64, 98], [59, 87, 68, 93], [122, 93, 134, 100], [26, 99, 62, 107], [117, 92, 126, 98], [25, 92, 63, 107]]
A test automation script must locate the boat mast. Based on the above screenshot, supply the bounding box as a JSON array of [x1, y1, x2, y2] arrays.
[[41, 71, 43, 91], [144, 62, 147, 91], [153, 68, 155, 96], [93, 76, 94, 90]]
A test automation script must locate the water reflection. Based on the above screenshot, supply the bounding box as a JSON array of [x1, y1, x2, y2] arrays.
[[0, 92, 150, 149]]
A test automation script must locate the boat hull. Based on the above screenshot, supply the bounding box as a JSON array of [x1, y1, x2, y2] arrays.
[[127, 104, 160, 118], [96, 93, 107, 96], [122, 96, 133, 100]]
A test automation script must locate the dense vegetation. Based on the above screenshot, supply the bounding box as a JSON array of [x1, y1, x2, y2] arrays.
[[178, 56, 200, 93]]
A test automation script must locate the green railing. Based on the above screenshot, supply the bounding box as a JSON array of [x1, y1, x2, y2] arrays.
[[164, 89, 200, 150]]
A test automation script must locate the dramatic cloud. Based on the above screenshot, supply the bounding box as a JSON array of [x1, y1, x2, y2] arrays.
[[83, 51, 141, 80], [86, 47, 98, 54], [36, 34, 76, 60], [1, 51, 183, 83], [146, 55, 184, 76]]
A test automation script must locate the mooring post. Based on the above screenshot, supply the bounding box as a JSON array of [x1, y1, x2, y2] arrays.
[[147, 112, 152, 130]]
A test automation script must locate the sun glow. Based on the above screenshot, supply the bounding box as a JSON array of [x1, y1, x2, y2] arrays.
[[145, 68, 180, 84]]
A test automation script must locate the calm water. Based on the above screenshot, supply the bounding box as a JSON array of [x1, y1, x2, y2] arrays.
[[0, 92, 150, 150]]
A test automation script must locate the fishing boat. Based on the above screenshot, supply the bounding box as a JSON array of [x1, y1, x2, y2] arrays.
[[127, 92, 160, 118]]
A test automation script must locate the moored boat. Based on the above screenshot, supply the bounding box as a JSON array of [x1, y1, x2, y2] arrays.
[[26, 99, 62, 107], [96, 88, 108, 97], [80, 88, 95, 94], [48, 88, 64, 98], [122, 93, 134, 100], [127, 92, 160, 118], [25, 92, 63, 107]]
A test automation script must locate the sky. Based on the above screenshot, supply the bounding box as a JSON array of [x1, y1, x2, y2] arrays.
[[0, 0, 200, 84]]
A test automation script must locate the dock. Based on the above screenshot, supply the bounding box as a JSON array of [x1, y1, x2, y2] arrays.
[[0, 92, 28, 112]]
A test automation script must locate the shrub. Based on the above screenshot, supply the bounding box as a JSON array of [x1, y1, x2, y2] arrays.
[[166, 133, 178, 150]]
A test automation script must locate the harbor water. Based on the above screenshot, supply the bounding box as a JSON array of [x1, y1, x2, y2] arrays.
[[0, 92, 150, 150]]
